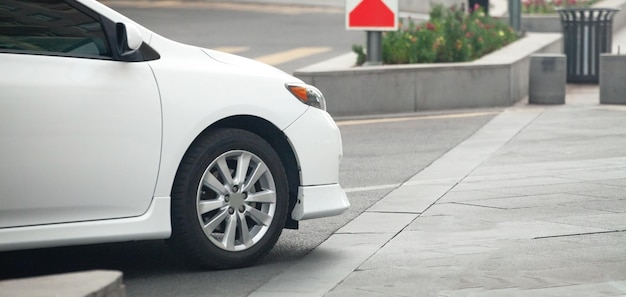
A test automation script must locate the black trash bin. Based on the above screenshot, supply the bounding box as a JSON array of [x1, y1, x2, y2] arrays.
[[558, 8, 619, 83]]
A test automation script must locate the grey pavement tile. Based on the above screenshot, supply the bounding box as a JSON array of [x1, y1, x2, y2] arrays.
[[327, 231, 626, 297], [250, 233, 392, 297], [555, 231, 626, 246], [355, 231, 505, 269], [593, 178, 626, 188], [418, 201, 616, 225], [571, 196, 626, 213], [324, 266, 447, 297], [471, 158, 615, 178], [574, 186, 626, 200], [418, 202, 511, 219], [438, 190, 524, 203], [440, 281, 626, 297], [336, 212, 418, 234], [500, 233, 626, 266], [451, 176, 578, 192], [449, 193, 599, 210], [540, 212, 626, 231], [406, 207, 503, 231], [481, 181, 623, 197], [475, 220, 607, 240], [536, 245, 626, 264], [367, 182, 454, 214], [559, 168, 626, 183], [527, 264, 626, 286], [480, 109, 626, 167]]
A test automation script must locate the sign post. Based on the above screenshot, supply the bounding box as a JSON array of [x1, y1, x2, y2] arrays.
[[508, 0, 521, 32], [346, 0, 399, 65]]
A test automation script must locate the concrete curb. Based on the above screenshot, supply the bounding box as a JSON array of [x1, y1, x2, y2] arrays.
[[295, 33, 562, 117], [0, 270, 126, 297]]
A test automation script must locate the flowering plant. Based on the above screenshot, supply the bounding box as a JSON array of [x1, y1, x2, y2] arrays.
[[522, 0, 600, 13], [353, 4, 517, 65]]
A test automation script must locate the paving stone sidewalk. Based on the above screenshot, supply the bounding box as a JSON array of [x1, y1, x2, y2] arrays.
[[325, 85, 626, 296], [251, 84, 626, 297]]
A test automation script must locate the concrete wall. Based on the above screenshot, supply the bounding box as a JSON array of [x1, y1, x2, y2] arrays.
[[295, 33, 562, 117]]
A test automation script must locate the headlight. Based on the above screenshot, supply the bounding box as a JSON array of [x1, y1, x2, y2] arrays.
[[286, 83, 327, 111]]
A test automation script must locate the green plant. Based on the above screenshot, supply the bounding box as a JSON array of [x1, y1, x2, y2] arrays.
[[353, 4, 518, 65], [352, 44, 366, 66]]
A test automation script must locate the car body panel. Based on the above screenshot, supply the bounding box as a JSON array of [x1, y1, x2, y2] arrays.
[[0, 53, 162, 228], [0, 197, 171, 251], [144, 35, 309, 197], [283, 107, 343, 185], [292, 184, 350, 221]]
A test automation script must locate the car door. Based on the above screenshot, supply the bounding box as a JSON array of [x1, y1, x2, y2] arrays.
[[0, 0, 162, 228]]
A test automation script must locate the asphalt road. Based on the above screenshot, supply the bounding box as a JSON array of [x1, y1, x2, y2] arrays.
[[105, 0, 365, 75], [0, 2, 498, 296]]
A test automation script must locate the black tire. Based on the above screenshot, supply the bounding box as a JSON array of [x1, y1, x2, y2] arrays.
[[168, 128, 289, 269]]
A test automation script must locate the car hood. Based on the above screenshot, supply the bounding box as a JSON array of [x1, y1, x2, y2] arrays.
[[201, 48, 295, 80]]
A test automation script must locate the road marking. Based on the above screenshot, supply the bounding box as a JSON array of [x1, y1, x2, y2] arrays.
[[336, 111, 500, 126], [254, 47, 332, 66], [212, 46, 250, 54]]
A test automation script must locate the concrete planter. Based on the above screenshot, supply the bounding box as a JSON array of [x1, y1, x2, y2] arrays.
[[498, 0, 626, 33], [295, 33, 562, 117]]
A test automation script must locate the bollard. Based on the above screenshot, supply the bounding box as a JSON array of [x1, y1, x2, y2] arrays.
[[600, 53, 626, 104], [529, 54, 567, 104]]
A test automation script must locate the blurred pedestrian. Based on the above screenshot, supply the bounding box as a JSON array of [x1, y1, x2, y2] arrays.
[[469, 0, 489, 14]]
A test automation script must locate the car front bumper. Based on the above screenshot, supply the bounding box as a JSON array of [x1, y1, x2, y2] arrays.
[[291, 184, 349, 220], [283, 107, 349, 220]]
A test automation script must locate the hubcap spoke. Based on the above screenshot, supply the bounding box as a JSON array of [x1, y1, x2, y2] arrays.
[[246, 205, 272, 226], [216, 157, 235, 188], [222, 214, 238, 250], [245, 190, 276, 204], [203, 173, 228, 195], [198, 200, 227, 215], [243, 162, 268, 192], [238, 212, 252, 247], [235, 154, 252, 185], [203, 209, 229, 234]]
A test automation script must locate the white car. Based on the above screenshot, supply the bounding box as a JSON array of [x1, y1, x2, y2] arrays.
[[0, 0, 349, 269]]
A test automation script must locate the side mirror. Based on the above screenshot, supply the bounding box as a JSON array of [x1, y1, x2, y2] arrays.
[[116, 22, 143, 60]]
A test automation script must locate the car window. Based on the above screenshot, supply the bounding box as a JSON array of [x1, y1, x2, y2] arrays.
[[0, 0, 111, 58]]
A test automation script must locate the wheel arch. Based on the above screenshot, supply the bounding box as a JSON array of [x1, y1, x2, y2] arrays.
[[182, 115, 301, 229]]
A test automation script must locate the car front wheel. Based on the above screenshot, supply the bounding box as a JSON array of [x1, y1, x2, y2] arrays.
[[169, 128, 289, 269]]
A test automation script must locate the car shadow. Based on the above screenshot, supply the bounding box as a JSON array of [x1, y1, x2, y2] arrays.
[[0, 240, 195, 280]]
